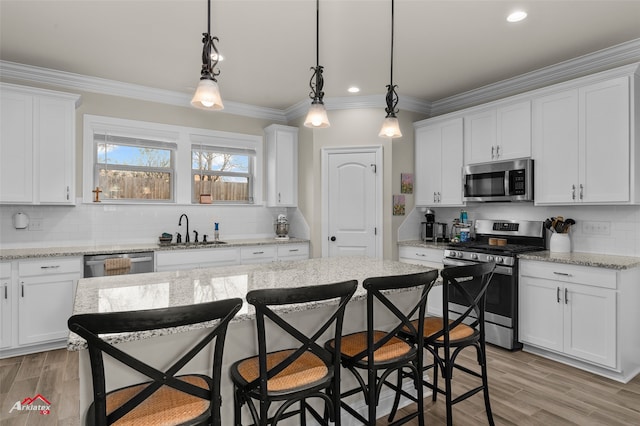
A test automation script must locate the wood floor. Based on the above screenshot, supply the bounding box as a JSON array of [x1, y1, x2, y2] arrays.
[[1, 345, 639, 425]]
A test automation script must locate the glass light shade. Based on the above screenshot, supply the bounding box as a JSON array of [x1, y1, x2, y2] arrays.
[[304, 103, 330, 128], [191, 79, 224, 110], [378, 116, 402, 138]]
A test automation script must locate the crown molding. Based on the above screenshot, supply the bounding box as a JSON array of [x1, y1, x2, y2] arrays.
[[0, 60, 288, 123], [430, 38, 640, 116]]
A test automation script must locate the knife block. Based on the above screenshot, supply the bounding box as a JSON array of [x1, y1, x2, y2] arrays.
[[550, 233, 571, 253]]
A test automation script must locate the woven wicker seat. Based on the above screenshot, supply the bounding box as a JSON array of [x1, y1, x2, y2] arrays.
[[325, 270, 438, 426], [230, 280, 357, 426], [400, 262, 496, 426], [68, 298, 242, 426]]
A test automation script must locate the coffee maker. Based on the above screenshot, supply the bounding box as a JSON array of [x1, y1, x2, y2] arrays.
[[421, 209, 436, 242]]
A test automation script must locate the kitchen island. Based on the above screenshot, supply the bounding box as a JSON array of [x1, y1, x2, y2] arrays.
[[68, 257, 434, 425]]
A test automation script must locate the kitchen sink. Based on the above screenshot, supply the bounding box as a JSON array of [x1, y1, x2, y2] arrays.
[[159, 241, 227, 247]]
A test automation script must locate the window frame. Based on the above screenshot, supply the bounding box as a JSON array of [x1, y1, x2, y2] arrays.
[[83, 115, 263, 205]]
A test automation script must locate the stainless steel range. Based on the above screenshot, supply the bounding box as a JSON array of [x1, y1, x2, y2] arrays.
[[443, 219, 546, 350]]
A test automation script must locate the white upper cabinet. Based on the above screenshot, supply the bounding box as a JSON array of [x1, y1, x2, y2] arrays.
[[0, 83, 79, 205], [533, 72, 634, 205], [265, 125, 298, 207], [464, 100, 531, 164], [415, 117, 464, 207]]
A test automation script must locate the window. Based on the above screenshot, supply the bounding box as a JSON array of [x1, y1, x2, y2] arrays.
[[94, 133, 176, 202], [192, 145, 255, 203]]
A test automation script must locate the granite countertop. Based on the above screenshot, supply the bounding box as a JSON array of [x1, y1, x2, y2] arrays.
[[0, 238, 309, 261], [518, 251, 640, 270], [397, 240, 449, 250], [67, 257, 434, 351]]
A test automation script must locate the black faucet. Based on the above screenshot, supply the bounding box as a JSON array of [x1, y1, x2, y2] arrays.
[[178, 214, 190, 243], [193, 230, 199, 243]]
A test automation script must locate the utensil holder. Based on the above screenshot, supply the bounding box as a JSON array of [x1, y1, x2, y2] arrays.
[[550, 233, 571, 253]]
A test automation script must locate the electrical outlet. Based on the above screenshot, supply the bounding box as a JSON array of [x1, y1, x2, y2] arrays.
[[28, 219, 43, 231], [582, 220, 611, 235]]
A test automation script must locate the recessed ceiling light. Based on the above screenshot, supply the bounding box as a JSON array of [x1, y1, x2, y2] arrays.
[[507, 10, 527, 23], [348, 86, 360, 93]]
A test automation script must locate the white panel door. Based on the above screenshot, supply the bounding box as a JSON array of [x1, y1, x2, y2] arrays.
[[326, 150, 378, 258]]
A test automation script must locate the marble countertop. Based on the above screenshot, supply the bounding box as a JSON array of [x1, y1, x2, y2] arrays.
[[67, 257, 434, 351], [519, 251, 640, 270], [0, 238, 309, 260], [398, 240, 449, 250]]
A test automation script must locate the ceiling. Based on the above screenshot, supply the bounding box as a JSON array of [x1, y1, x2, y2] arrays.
[[2, 1, 640, 111]]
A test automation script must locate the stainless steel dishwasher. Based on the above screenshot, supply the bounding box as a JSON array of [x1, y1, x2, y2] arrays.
[[84, 252, 154, 277]]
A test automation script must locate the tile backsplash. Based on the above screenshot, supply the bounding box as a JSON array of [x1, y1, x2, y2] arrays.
[[0, 202, 309, 248], [399, 204, 640, 257]]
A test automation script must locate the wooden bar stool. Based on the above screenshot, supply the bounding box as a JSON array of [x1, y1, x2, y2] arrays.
[[325, 270, 438, 426], [68, 297, 243, 426], [230, 280, 357, 426]]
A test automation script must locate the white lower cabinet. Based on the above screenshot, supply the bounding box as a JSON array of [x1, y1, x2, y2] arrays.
[[398, 245, 444, 316], [155, 247, 240, 272], [519, 260, 640, 382], [276, 243, 310, 261], [1, 257, 82, 358], [0, 263, 12, 350]]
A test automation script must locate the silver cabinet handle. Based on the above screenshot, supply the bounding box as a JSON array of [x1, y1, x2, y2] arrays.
[[289, 249, 299, 252], [21, 283, 24, 298], [491, 146, 495, 160], [579, 184, 584, 200], [437, 192, 441, 202], [565, 288, 568, 304], [66, 185, 70, 201], [416, 253, 426, 257], [496, 145, 501, 159], [278, 193, 281, 203], [433, 192, 437, 203], [253, 251, 264, 255], [553, 271, 572, 277], [571, 184, 576, 200], [557, 287, 561, 303], [40, 265, 61, 269], [3, 285, 7, 300]]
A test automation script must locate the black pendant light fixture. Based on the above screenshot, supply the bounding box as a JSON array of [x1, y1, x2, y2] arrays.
[[304, 0, 330, 128], [379, 0, 402, 138], [191, 0, 224, 110]]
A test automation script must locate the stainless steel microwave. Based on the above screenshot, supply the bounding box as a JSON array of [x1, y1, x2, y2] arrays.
[[463, 158, 533, 202]]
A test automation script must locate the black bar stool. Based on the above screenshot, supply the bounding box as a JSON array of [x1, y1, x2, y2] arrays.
[[325, 270, 438, 426], [230, 280, 357, 426], [68, 297, 243, 426]]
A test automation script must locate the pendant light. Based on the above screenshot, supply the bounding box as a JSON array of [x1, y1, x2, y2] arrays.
[[304, 0, 330, 128], [379, 0, 402, 138], [191, 0, 224, 110]]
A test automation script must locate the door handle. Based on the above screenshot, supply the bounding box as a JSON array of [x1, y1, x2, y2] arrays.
[[330, 236, 336, 242]]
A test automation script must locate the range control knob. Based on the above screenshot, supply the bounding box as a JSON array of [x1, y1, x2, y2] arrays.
[[457, 251, 465, 258], [487, 255, 495, 262], [496, 256, 504, 264], [470, 253, 479, 260]]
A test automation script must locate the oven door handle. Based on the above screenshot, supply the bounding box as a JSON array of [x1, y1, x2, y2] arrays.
[[442, 259, 512, 275]]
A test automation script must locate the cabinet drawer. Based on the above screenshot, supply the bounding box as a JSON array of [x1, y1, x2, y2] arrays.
[[241, 246, 276, 263], [399, 246, 444, 264], [277, 243, 309, 259], [19, 257, 82, 277], [1, 262, 10, 278], [520, 260, 617, 289], [156, 248, 239, 267]]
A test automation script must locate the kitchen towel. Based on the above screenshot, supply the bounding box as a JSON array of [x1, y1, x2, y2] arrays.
[[104, 258, 131, 275]]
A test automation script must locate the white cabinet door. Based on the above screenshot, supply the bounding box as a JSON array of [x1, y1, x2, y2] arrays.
[[415, 117, 463, 207], [533, 89, 580, 204], [563, 283, 616, 368], [534, 76, 631, 205], [465, 109, 496, 164], [415, 125, 441, 206], [37, 96, 75, 204], [496, 100, 531, 160], [265, 125, 298, 207], [155, 247, 240, 272], [0, 263, 12, 349], [0, 89, 33, 203], [579, 76, 630, 203], [18, 274, 75, 345], [398, 246, 443, 316], [518, 275, 564, 352]]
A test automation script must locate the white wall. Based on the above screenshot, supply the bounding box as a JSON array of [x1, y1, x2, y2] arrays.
[[399, 204, 640, 257]]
